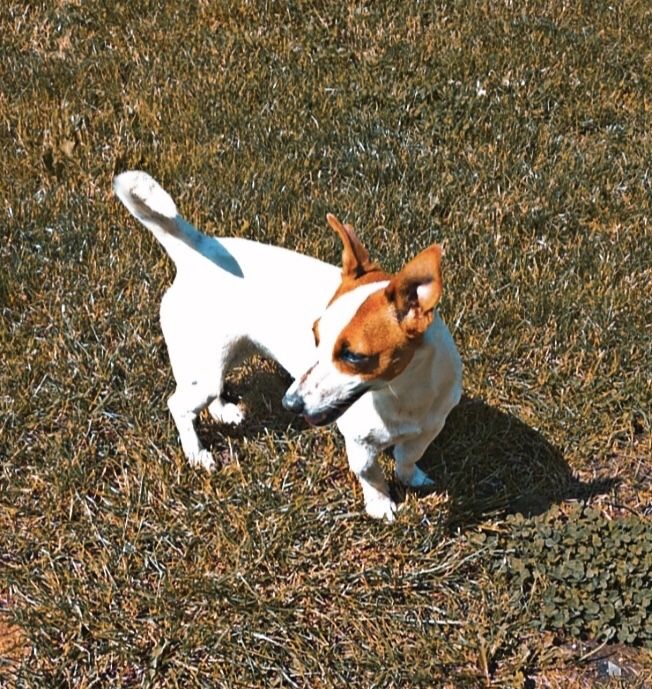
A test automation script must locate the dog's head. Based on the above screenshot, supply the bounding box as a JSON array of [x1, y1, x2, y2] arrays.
[[282, 214, 444, 426]]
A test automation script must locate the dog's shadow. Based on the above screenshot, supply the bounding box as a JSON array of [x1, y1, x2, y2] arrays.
[[408, 395, 619, 529], [201, 364, 618, 527], [197, 358, 303, 465]]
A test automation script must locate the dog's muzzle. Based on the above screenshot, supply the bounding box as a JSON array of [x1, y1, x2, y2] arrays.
[[282, 390, 305, 415], [282, 385, 370, 427]]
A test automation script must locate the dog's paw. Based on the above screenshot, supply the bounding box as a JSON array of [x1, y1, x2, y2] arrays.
[[365, 495, 397, 522], [208, 400, 245, 426], [396, 464, 435, 489], [187, 448, 216, 472]]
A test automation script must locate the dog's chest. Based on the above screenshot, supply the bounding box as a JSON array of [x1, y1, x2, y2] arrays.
[[337, 392, 432, 449]]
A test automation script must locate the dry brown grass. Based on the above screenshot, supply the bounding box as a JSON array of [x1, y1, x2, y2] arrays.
[[1, 1, 651, 686]]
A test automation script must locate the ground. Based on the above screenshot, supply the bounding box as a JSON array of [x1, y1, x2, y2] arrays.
[[1, 1, 650, 687]]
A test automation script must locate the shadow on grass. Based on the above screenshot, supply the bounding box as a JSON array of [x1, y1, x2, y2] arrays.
[[195, 359, 302, 464], [198, 363, 618, 527], [415, 396, 620, 530]]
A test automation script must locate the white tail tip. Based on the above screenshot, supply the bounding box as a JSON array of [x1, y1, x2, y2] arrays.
[[113, 171, 177, 220]]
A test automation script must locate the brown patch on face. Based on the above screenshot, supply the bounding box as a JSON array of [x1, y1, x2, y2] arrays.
[[330, 242, 445, 381], [324, 214, 445, 381], [312, 318, 320, 346], [333, 290, 422, 381], [299, 363, 316, 385]]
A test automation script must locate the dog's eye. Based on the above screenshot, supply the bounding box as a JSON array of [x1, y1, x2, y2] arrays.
[[339, 346, 369, 365]]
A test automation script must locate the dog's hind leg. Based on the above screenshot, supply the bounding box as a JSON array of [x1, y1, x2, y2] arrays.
[[166, 350, 245, 470], [207, 396, 245, 425], [168, 384, 218, 470], [165, 349, 246, 470], [205, 338, 251, 425], [160, 290, 246, 470]]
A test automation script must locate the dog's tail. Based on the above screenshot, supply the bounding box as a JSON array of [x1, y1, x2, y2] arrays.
[[113, 171, 206, 263]]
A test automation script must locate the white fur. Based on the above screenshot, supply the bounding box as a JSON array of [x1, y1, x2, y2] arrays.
[[335, 317, 462, 519], [113, 171, 462, 520]]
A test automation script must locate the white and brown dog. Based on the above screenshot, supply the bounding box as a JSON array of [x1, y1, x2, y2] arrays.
[[113, 171, 462, 520]]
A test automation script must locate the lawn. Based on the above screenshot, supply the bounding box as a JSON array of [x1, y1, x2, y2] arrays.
[[1, 1, 650, 686]]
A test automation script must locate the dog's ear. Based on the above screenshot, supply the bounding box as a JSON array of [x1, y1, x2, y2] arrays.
[[385, 244, 443, 336], [327, 213, 378, 278]]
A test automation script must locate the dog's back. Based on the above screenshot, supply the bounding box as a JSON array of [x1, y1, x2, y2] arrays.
[[113, 171, 340, 377]]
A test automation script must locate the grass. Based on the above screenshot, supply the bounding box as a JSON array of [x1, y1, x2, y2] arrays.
[[1, 0, 651, 686]]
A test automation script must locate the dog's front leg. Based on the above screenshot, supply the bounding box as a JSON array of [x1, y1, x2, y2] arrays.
[[393, 436, 437, 488], [344, 438, 396, 521]]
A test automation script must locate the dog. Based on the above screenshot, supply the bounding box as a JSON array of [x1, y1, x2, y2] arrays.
[[113, 171, 462, 520]]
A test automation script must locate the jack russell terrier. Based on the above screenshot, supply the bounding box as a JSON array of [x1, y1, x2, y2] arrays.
[[113, 171, 462, 521]]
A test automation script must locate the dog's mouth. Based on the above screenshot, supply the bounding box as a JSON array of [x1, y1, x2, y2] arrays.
[[302, 386, 369, 427]]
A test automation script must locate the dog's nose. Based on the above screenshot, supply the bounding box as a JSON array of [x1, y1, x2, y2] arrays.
[[282, 390, 305, 414]]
